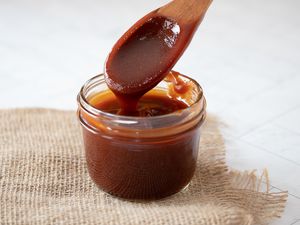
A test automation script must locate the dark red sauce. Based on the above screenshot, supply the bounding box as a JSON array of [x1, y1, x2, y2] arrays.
[[82, 86, 201, 200], [105, 16, 180, 96], [79, 1, 210, 199], [89, 88, 188, 117], [105, 12, 198, 113]]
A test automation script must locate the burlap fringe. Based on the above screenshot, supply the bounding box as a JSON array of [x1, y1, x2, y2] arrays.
[[0, 109, 288, 225], [227, 169, 288, 224]]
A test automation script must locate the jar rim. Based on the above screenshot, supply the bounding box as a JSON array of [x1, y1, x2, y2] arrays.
[[77, 73, 205, 122]]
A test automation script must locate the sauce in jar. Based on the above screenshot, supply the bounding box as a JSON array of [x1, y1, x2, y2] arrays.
[[93, 71, 191, 116], [77, 73, 206, 200], [90, 89, 188, 117]]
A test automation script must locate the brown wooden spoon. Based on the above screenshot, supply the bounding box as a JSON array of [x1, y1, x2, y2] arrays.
[[105, 0, 212, 111]]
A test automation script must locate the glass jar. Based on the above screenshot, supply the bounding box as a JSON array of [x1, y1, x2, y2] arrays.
[[77, 73, 206, 200]]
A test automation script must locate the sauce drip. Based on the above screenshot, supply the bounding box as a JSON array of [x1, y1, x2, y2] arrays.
[[165, 70, 192, 94], [89, 88, 188, 117]]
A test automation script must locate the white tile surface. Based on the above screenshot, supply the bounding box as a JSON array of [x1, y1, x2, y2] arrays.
[[270, 194, 300, 225], [275, 107, 300, 136], [227, 139, 300, 224], [218, 75, 300, 138], [241, 123, 300, 165], [1, 0, 300, 224], [226, 139, 300, 197]]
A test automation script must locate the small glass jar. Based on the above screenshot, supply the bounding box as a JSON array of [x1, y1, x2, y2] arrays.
[[77, 73, 206, 200]]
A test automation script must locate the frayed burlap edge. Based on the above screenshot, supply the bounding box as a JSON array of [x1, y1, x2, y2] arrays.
[[0, 109, 287, 225]]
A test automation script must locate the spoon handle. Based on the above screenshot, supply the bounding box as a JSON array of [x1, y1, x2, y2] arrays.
[[158, 0, 212, 24]]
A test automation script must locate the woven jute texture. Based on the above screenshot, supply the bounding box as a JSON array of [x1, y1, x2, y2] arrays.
[[0, 109, 287, 225]]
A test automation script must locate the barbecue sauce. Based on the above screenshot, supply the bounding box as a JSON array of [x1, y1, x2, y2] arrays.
[[105, 13, 197, 114], [78, 0, 210, 199], [92, 71, 190, 116], [90, 89, 188, 117]]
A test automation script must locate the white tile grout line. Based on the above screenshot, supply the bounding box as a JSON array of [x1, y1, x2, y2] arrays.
[[216, 73, 299, 115], [234, 73, 298, 110], [271, 186, 300, 200], [222, 103, 300, 170], [237, 104, 300, 139], [226, 136, 300, 199], [222, 122, 300, 198], [264, 183, 300, 200], [241, 73, 298, 103], [274, 122, 300, 137], [237, 140, 300, 197], [268, 104, 300, 136], [290, 219, 300, 225], [239, 138, 300, 167]]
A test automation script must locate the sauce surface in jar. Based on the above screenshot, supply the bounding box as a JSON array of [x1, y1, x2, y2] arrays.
[[89, 89, 188, 117]]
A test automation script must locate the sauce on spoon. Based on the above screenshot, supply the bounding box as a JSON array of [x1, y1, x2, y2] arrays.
[[105, 0, 212, 114]]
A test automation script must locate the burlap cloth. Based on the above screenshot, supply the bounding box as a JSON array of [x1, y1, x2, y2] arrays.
[[0, 109, 287, 225]]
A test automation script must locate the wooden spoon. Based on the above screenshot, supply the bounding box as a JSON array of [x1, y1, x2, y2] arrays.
[[105, 0, 212, 109]]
